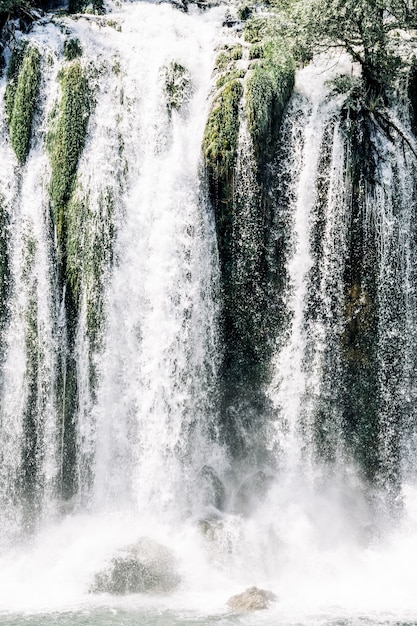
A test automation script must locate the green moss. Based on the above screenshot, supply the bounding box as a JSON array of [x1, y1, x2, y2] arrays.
[[203, 79, 243, 178], [48, 59, 91, 251], [8, 45, 41, 165], [162, 61, 192, 112], [215, 51, 232, 72], [230, 45, 243, 61], [249, 43, 264, 60], [245, 40, 294, 157], [64, 38, 83, 61]]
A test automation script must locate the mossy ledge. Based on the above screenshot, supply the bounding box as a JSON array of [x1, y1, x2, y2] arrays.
[[203, 32, 295, 458], [203, 78, 243, 180], [6, 43, 41, 165]]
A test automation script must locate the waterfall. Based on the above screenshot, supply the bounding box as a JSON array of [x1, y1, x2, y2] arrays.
[[1, 4, 417, 623], [0, 0, 227, 537], [267, 64, 348, 474]]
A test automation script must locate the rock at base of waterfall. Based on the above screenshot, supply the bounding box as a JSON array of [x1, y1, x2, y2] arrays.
[[90, 537, 181, 595], [227, 586, 278, 612]]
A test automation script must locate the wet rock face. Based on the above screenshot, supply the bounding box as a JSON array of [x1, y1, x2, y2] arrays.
[[199, 465, 226, 511], [227, 586, 278, 612], [234, 470, 273, 516], [91, 537, 180, 595]]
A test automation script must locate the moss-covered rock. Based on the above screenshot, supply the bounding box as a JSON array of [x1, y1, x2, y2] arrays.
[[203, 79, 243, 179], [64, 38, 83, 61], [243, 15, 269, 44], [91, 538, 180, 595], [162, 61, 192, 112], [10, 47, 41, 164], [203, 29, 294, 459], [6, 43, 40, 164], [214, 44, 244, 73], [84, 188, 115, 351], [5, 40, 29, 123], [68, 0, 104, 14], [47, 60, 91, 500], [245, 40, 294, 164], [20, 232, 41, 508], [48, 59, 90, 252], [66, 186, 115, 349]]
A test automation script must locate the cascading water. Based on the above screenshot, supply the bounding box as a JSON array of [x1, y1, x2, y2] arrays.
[[1, 3, 417, 624]]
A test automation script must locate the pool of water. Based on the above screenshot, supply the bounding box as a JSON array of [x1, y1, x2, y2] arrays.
[[1, 607, 417, 626]]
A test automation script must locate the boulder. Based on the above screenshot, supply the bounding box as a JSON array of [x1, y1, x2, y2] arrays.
[[91, 537, 180, 595], [227, 586, 277, 612]]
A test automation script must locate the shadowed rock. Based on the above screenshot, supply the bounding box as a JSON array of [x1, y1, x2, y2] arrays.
[[199, 465, 226, 511], [234, 470, 273, 516]]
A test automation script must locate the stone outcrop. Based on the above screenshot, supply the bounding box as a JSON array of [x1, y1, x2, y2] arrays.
[[227, 586, 277, 612], [91, 537, 180, 595]]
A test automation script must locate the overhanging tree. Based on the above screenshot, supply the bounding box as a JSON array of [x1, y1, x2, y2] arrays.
[[303, 0, 416, 96]]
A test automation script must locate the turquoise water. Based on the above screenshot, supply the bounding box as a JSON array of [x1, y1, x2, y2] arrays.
[[0, 610, 417, 626]]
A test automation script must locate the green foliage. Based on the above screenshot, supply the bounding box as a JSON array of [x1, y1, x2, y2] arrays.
[[203, 79, 243, 178], [8, 45, 41, 164], [0, 0, 32, 18], [64, 38, 83, 61], [48, 59, 90, 248], [68, 0, 104, 14], [162, 61, 192, 112], [328, 73, 362, 95]]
